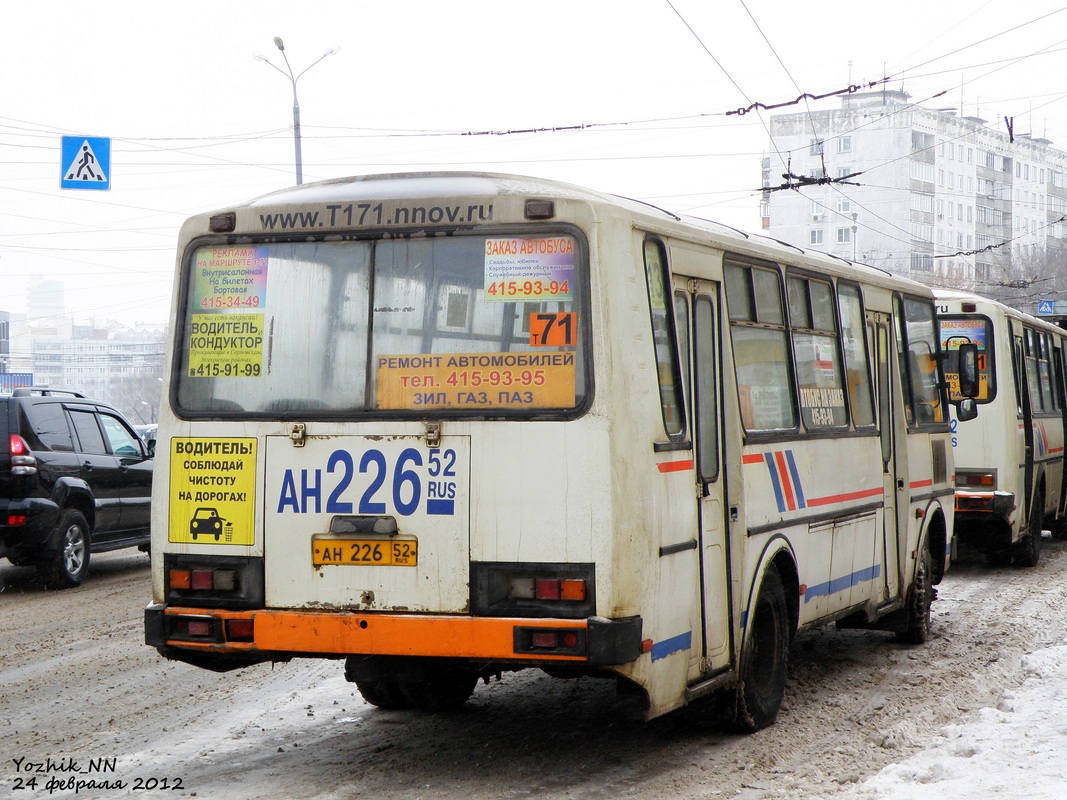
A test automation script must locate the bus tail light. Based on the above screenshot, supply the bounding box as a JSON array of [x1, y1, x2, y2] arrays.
[[164, 554, 265, 611], [170, 616, 216, 639], [166, 614, 254, 644], [225, 618, 255, 642], [473, 562, 595, 619], [957, 472, 995, 488], [513, 626, 586, 656], [525, 577, 587, 601]]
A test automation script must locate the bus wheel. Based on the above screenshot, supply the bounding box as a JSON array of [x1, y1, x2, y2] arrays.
[[1013, 490, 1044, 568], [896, 537, 933, 644], [354, 681, 411, 710], [400, 667, 478, 712], [734, 565, 789, 733], [985, 525, 1013, 567]]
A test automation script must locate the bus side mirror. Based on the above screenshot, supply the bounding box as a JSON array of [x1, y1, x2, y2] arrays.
[[955, 397, 978, 422], [956, 343, 980, 398]]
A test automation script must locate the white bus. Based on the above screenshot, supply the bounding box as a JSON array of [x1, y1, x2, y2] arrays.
[[144, 173, 975, 730], [936, 289, 1067, 566]]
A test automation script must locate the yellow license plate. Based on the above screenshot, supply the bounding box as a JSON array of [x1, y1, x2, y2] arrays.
[[312, 538, 418, 566]]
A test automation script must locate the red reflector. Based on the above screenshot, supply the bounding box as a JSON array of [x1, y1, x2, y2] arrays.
[[531, 631, 558, 648], [7, 515, 27, 526], [225, 619, 254, 642], [187, 620, 212, 637], [535, 578, 560, 600], [191, 570, 214, 590], [561, 632, 579, 648]]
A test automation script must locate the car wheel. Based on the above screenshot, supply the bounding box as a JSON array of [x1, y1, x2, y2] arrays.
[[41, 509, 91, 589]]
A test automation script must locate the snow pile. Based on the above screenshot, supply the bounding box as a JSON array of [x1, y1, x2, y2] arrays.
[[848, 642, 1067, 799]]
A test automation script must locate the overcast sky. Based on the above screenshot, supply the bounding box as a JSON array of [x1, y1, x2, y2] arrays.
[[4, 0, 1067, 327]]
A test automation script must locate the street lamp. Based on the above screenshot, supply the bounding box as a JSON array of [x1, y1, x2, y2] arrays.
[[254, 38, 339, 185], [851, 212, 858, 262]]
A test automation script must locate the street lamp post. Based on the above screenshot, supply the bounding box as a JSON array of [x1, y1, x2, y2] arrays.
[[851, 212, 858, 262], [254, 38, 339, 185]]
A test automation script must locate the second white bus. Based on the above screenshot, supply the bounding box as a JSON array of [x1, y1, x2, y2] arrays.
[[937, 289, 1067, 566]]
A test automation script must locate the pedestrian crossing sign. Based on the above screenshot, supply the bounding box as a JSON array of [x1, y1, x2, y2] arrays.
[[61, 136, 110, 191]]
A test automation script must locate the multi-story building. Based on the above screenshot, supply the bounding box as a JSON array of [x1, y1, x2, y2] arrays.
[[0, 309, 9, 374], [0, 310, 166, 423], [764, 89, 1067, 314]]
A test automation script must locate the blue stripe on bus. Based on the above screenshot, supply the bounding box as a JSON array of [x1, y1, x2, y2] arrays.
[[426, 499, 455, 515], [803, 564, 882, 601], [784, 450, 806, 507], [651, 630, 692, 661], [764, 453, 787, 512]]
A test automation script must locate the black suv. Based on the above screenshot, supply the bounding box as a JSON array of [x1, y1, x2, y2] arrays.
[[0, 388, 154, 588]]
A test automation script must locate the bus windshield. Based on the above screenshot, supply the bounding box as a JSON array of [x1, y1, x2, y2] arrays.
[[175, 233, 586, 416], [938, 315, 995, 402]]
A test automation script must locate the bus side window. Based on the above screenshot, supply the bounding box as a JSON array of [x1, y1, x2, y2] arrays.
[[724, 260, 796, 433], [1054, 347, 1066, 410], [838, 283, 875, 427], [643, 238, 687, 438], [788, 274, 848, 430], [1035, 330, 1055, 412], [895, 295, 946, 426]]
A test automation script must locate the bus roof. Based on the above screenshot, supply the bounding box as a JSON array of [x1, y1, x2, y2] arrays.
[[186, 170, 938, 297], [933, 287, 1066, 335]]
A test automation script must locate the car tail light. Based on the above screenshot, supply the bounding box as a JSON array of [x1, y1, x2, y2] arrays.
[[9, 435, 38, 476]]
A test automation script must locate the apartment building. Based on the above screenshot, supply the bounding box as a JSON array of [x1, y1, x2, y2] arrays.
[[764, 90, 1067, 314]]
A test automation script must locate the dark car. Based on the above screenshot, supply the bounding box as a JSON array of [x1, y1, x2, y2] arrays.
[[0, 387, 154, 588]]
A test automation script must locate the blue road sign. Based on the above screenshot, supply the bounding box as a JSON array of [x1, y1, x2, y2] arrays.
[[61, 136, 110, 190], [1038, 300, 1055, 316]]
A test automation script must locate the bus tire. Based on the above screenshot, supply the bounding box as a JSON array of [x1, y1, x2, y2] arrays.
[[896, 537, 933, 644], [1013, 489, 1044, 568], [354, 681, 411, 710], [399, 667, 478, 712], [734, 565, 790, 733], [985, 525, 1013, 567]]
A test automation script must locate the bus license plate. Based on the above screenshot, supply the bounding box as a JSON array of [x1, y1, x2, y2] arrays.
[[311, 538, 418, 566]]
